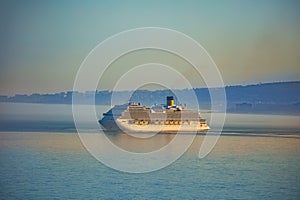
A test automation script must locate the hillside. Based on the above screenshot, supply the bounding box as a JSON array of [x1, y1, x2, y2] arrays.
[[1, 81, 299, 115]]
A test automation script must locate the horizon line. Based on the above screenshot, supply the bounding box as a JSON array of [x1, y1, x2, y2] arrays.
[[1, 80, 299, 97]]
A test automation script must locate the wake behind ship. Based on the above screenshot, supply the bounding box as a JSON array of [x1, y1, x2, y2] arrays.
[[99, 96, 209, 133]]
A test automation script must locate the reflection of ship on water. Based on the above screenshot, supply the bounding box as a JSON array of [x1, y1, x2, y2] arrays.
[[99, 96, 209, 133]]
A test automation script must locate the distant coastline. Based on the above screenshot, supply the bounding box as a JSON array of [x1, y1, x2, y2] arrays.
[[1, 81, 299, 115]]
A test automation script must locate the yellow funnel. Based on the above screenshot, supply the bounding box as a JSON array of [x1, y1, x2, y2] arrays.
[[167, 96, 175, 106]]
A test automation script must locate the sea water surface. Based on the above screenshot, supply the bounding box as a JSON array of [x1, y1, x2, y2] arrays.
[[0, 103, 300, 199]]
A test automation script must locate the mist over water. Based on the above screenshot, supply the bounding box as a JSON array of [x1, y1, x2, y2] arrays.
[[0, 103, 299, 136]]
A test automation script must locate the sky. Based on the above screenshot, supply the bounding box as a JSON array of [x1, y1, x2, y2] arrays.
[[0, 0, 299, 95]]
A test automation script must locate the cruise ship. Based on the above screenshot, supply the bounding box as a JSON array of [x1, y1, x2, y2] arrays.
[[99, 96, 209, 133]]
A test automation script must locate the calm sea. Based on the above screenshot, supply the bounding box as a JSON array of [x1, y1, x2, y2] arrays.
[[0, 102, 299, 199]]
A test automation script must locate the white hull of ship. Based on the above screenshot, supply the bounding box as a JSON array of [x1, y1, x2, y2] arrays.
[[115, 119, 209, 133]]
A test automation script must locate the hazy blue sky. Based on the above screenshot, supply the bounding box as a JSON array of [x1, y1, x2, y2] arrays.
[[0, 0, 299, 95]]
